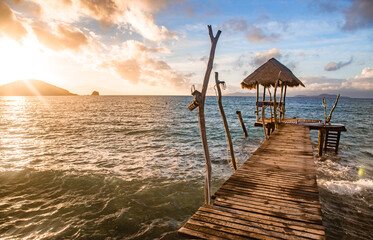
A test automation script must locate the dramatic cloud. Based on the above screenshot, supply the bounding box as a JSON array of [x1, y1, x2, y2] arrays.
[[77, 0, 179, 41], [32, 24, 89, 51], [324, 57, 353, 71], [251, 48, 281, 67], [343, 0, 373, 30], [102, 40, 189, 88], [342, 67, 373, 90], [220, 18, 280, 43], [9, 0, 179, 42], [79, 0, 118, 28], [0, 1, 28, 41]]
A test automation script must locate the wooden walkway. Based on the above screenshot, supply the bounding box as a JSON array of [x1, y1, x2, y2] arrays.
[[179, 124, 325, 239]]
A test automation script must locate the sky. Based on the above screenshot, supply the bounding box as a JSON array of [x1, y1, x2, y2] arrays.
[[0, 0, 372, 97]]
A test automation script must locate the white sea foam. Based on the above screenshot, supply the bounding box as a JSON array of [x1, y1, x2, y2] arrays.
[[317, 159, 353, 178], [319, 179, 373, 195]]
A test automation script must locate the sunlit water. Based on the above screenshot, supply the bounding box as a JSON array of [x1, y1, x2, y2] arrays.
[[0, 96, 372, 239]]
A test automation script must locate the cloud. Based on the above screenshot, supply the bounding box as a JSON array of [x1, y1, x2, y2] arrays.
[[8, 0, 42, 17], [32, 24, 89, 51], [220, 18, 248, 34], [298, 67, 373, 95], [0, 1, 28, 41], [342, 67, 373, 90], [77, 0, 179, 41], [245, 26, 280, 43], [220, 18, 281, 43], [324, 57, 353, 71], [311, 0, 343, 13], [79, 0, 118, 28], [102, 40, 190, 88], [251, 48, 281, 67], [286, 62, 299, 71], [13, 0, 179, 42], [107, 59, 140, 84], [343, 0, 373, 30]]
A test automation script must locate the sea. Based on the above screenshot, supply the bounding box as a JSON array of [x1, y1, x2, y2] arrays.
[[0, 95, 372, 239]]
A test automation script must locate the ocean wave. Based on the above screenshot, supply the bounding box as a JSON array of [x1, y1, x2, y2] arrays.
[[319, 179, 373, 195]]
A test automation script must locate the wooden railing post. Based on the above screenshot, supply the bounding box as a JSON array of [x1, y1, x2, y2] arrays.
[[187, 25, 221, 205], [215, 72, 237, 171], [236, 111, 248, 138]]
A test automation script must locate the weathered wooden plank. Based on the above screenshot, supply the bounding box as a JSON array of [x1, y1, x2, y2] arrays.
[[228, 175, 319, 193], [196, 208, 324, 240], [214, 188, 321, 209], [179, 226, 227, 240], [202, 205, 325, 232], [187, 218, 279, 240], [213, 194, 322, 216], [200, 205, 325, 235], [217, 183, 320, 204], [223, 179, 320, 199], [182, 222, 249, 240], [213, 197, 322, 222], [213, 198, 323, 224], [213, 189, 321, 211], [179, 124, 325, 239], [192, 213, 294, 239]]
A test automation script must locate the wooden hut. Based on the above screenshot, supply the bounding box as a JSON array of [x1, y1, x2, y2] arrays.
[[241, 58, 305, 137]]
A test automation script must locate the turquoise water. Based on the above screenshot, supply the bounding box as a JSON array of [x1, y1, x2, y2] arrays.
[[0, 96, 372, 239]]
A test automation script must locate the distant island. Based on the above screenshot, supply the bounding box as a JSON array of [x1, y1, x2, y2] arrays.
[[91, 91, 99, 96], [294, 94, 350, 98], [0, 80, 77, 96]]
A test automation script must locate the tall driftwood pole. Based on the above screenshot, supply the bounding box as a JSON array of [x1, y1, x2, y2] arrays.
[[215, 72, 237, 171], [187, 25, 221, 205]]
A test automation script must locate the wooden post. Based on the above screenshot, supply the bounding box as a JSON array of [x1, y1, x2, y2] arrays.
[[256, 83, 259, 121], [187, 25, 221, 205], [215, 72, 237, 171], [263, 86, 266, 101], [326, 94, 340, 123], [283, 85, 287, 119], [261, 107, 268, 139], [236, 111, 248, 138], [322, 97, 327, 124], [317, 129, 326, 157], [273, 80, 279, 129], [279, 85, 284, 121], [267, 88, 273, 122]]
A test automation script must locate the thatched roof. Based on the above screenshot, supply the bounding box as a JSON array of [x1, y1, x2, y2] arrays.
[[241, 58, 305, 90]]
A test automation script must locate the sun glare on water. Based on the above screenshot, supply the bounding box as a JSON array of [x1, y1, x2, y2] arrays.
[[0, 37, 53, 85]]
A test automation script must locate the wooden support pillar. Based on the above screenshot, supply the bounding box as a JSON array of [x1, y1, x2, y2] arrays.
[[317, 129, 326, 157], [283, 85, 287, 119], [256, 83, 259, 121], [263, 86, 266, 101], [261, 107, 268, 139], [273, 79, 279, 129], [279, 85, 284, 121], [215, 72, 237, 171], [236, 111, 248, 138], [268, 88, 273, 122]]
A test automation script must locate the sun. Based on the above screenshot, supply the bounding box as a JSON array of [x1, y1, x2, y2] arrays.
[[0, 37, 54, 86]]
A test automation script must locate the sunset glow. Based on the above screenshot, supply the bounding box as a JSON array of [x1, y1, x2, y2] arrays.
[[0, 0, 372, 97]]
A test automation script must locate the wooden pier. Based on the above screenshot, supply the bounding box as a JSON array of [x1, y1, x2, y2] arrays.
[[179, 124, 325, 239]]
